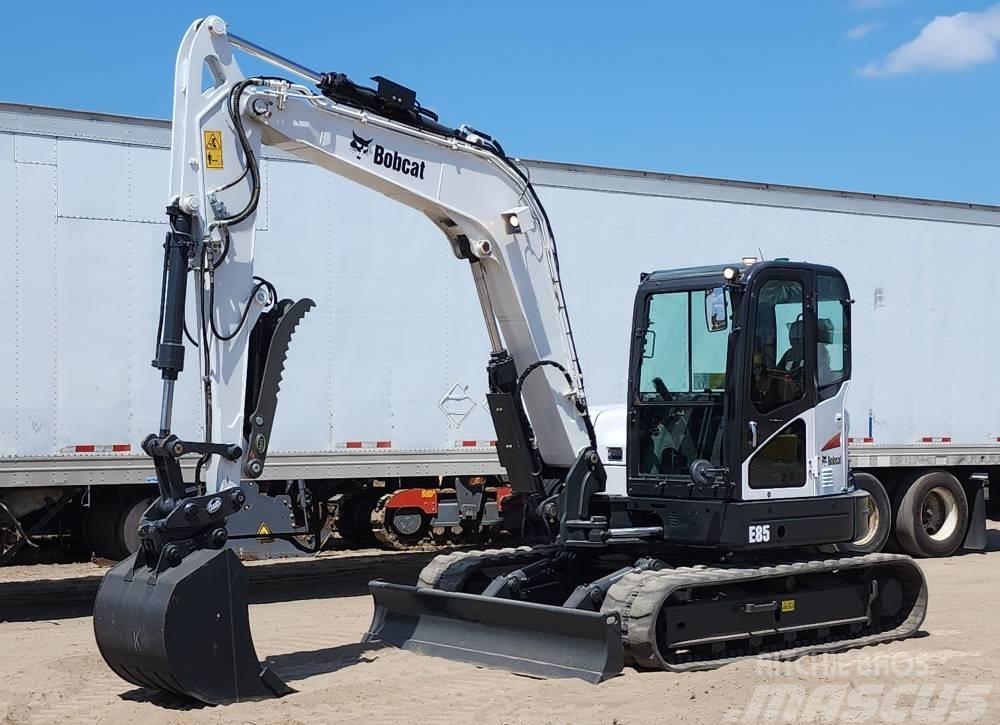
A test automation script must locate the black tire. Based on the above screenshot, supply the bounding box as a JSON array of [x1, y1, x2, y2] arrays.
[[116, 495, 154, 557], [894, 470, 968, 557], [334, 489, 381, 547], [836, 472, 891, 554], [84, 499, 124, 560]]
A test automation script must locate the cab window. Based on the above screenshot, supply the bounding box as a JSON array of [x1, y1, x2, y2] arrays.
[[750, 279, 805, 414], [817, 274, 849, 391], [635, 288, 730, 478], [748, 419, 807, 488]]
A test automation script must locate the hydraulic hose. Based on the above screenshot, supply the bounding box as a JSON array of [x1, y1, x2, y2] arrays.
[[513, 360, 598, 452]]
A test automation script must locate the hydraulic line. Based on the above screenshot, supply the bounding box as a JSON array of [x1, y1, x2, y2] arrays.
[[213, 75, 287, 230], [514, 360, 598, 451]]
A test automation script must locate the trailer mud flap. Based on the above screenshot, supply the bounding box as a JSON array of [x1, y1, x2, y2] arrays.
[[365, 581, 624, 683], [94, 548, 292, 705]]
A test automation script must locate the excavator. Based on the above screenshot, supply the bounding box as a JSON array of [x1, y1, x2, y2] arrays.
[[93, 17, 928, 705]]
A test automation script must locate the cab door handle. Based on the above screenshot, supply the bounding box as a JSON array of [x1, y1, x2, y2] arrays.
[[748, 421, 758, 448]]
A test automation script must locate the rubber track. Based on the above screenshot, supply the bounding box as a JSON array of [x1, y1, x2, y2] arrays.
[[601, 552, 928, 671], [417, 545, 561, 592]]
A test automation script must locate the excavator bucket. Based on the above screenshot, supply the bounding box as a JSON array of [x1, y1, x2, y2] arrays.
[[365, 581, 624, 683], [94, 547, 291, 705]]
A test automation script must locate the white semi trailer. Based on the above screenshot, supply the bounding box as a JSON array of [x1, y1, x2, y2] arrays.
[[1, 101, 995, 561]]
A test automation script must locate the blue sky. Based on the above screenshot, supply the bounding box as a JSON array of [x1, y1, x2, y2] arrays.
[[2, 1, 998, 203]]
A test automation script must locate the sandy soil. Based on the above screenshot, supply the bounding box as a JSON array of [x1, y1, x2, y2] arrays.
[[2, 536, 999, 725]]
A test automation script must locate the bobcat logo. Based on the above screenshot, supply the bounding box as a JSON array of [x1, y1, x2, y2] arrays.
[[350, 131, 372, 158]]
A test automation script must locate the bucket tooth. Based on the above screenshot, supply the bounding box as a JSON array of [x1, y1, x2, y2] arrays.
[[94, 547, 292, 705], [365, 580, 624, 683]]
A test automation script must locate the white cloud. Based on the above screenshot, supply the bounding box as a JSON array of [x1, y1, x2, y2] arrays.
[[847, 21, 882, 39], [860, 4, 1000, 77]]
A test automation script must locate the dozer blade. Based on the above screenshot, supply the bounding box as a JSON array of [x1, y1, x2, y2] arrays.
[[94, 547, 292, 705], [365, 581, 624, 683]]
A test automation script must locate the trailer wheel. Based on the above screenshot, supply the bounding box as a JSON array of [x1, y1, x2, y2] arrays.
[[334, 489, 381, 547], [117, 495, 154, 557], [85, 499, 124, 561], [894, 470, 968, 557], [836, 472, 891, 554]]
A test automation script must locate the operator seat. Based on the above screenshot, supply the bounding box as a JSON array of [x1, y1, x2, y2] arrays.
[[777, 319, 805, 371]]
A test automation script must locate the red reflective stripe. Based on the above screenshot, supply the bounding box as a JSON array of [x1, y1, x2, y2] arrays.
[[376, 441, 391, 449], [345, 441, 363, 449], [461, 440, 477, 447], [112, 444, 131, 452], [75, 445, 95, 453], [942, 436, 952, 443], [489, 440, 497, 447]]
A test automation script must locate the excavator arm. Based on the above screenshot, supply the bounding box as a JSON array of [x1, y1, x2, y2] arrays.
[[94, 16, 608, 704]]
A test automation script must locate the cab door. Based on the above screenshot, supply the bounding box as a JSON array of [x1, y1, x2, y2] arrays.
[[737, 269, 819, 500]]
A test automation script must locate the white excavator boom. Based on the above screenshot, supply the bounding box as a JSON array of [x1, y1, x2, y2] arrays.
[[168, 16, 592, 495]]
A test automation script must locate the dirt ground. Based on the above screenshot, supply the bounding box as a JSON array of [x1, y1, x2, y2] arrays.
[[2, 533, 999, 725]]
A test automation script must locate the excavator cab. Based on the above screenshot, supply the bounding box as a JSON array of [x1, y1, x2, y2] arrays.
[[623, 260, 858, 542]]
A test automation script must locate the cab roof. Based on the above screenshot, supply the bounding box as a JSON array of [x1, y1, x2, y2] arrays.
[[640, 260, 845, 288]]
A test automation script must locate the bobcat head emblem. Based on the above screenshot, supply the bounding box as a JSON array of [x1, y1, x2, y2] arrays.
[[350, 131, 373, 158]]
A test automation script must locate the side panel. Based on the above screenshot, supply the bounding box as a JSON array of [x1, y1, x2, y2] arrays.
[[1, 157, 58, 454], [813, 382, 850, 493], [537, 186, 1000, 448], [254, 161, 496, 452], [2, 126, 495, 461]]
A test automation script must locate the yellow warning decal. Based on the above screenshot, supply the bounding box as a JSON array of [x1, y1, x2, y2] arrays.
[[204, 130, 224, 169], [421, 489, 436, 498], [781, 599, 796, 613], [257, 522, 272, 537]]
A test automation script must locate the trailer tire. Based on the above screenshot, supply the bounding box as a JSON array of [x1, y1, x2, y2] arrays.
[[85, 499, 124, 561], [836, 472, 891, 554], [117, 495, 154, 557], [335, 489, 381, 547], [894, 470, 968, 558]]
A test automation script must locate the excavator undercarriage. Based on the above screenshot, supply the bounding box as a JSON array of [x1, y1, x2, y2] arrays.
[[368, 545, 926, 682]]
